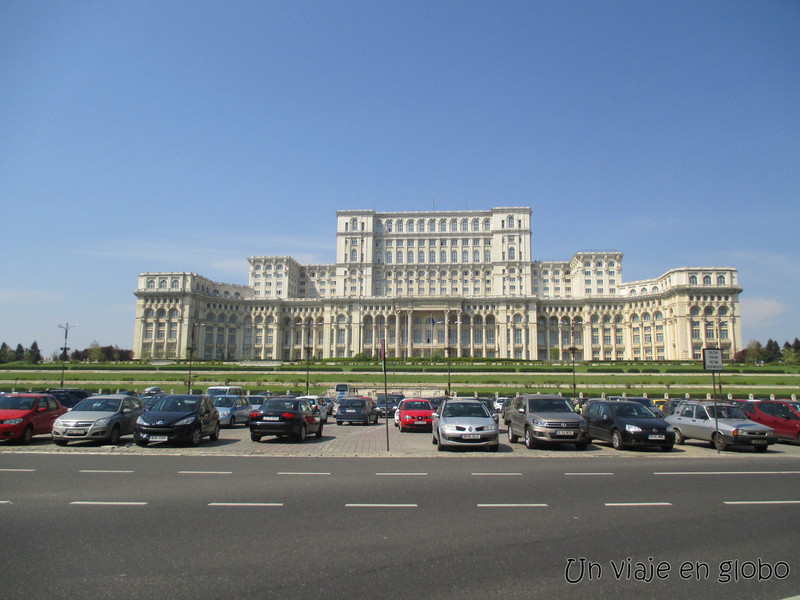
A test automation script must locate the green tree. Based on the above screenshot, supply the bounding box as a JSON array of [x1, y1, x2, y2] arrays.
[[764, 339, 781, 363], [744, 341, 765, 364], [14, 344, 25, 362], [782, 346, 800, 365], [88, 341, 103, 362], [0, 342, 13, 363], [24, 341, 43, 364]]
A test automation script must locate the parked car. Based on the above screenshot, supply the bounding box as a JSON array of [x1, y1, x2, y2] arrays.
[[296, 395, 333, 423], [393, 399, 407, 427], [397, 399, 435, 432], [52, 394, 145, 446], [474, 397, 499, 421], [666, 401, 775, 452], [212, 395, 253, 427], [432, 398, 499, 452], [505, 394, 588, 450], [376, 394, 404, 417], [46, 388, 90, 401], [583, 399, 675, 451], [249, 397, 323, 442], [737, 400, 800, 443], [247, 395, 269, 411], [44, 390, 84, 409], [134, 394, 220, 447], [0, 393, 67, 444], [335, 397, 379, 425]]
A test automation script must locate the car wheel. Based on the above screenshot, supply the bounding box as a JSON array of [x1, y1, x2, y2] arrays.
[[674, 428, 685, 445], [431, 433, 437, 445], [250, 433, 262, 442], [507, 426, 519, 443], [54, 439, 68, 447], [229, 417, 236, 428], [135, 440, 148, 447], [661, 444, 674, 452], [190, 427, 202, 447], [575, 441, 588, 451], [316, 423, 324, 438], [107, 425, 121, 446], [295, 424, 307, 443], [714, 433, 728, 451], [437, 434, 445, 452], [18, 425, 33, 445], [524, 427, 536, 450], [209, 421, 220, 441], [611, 429, 624, 450]]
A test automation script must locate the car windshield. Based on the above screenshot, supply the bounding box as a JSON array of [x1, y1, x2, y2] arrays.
[[442, 402, 489, 418], [213, 397, 236, 408], [339, 399, 365, 409], [263, 399, 299, 411], [0, 396, 35, 410], [404, 401, 432, 411], [613, 403, 656, 418], [707, 405, 747, 419], [151, 396, 199, 412], [73, 398, 122, 412], [528, 398, 573, 413]]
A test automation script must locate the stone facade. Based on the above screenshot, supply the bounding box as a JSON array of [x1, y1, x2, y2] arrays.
[[133, 207, 742, 362]]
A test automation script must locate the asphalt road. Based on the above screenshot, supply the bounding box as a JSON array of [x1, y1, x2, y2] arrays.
[[1, 450, 799, 600]]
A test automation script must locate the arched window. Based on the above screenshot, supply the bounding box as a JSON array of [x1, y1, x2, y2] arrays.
[[375, 220, 383, 233], [439, 218, 447, 232], [397, 220, 404, 233], [407, 219, 414, 232], [386, 219, 393, 233], [717, 275, 726, 285], [690, 306, 700, 316], [703, 275, 712, 285], [483, 218, 491, 231], [507, 215, 515, 228], [472, 218, 479, 231], [417, 219, 425, 232], [386, 251, 393, 263], [397, 251, 404, 263], [689, 275, 698, 285], [145, 308, 155, 318], [450, 218, 457, 232], [375, 251, 382, 264], [158, 279, 167, 289], [350, 249, 358, 262], [461, 218, 469, 231], [171, 279, 180, 289], [704, 307, 714, 317], [509, 247, 516, 260], [147, 279, 155, 289]]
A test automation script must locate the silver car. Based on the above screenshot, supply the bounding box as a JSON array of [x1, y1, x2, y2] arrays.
[[666, 401, 776, 452], [212, 395, 253, 427], [506, 394, 588, 450], [432, 398, 499, 452], [52, 394, 144, 445]]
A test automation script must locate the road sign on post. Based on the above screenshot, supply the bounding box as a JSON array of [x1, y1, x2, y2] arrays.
[[703, 348, 723, 372]]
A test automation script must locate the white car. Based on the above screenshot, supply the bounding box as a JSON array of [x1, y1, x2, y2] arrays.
[[393, 400, 407, 427], [296, 395, 331, 423]]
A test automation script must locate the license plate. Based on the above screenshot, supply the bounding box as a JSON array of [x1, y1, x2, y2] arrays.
[[752, 440, 768, 445], [649, 434, 665, 440], [555, 430, 573, 436], [149, 435, 168, 442], [262, 416, 279, 421], [462, 434, 481, 439], [66, 429, 86, 435]]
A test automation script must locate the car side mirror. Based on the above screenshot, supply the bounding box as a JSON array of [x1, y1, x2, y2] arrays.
[[602, 415, 610, 421], [38, 406, 47, 412], [517, 407, 524, 413], [122, 408, 131, 414]]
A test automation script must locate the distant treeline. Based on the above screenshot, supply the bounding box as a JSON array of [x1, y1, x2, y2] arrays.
[[0, 341, 134, 364]]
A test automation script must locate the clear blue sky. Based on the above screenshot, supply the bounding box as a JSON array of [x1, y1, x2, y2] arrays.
[[2, 0, 798, 357]]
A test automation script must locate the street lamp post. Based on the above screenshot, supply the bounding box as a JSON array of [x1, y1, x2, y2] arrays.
[[305, 323, 313, 395], [56, 323, 77, 388]]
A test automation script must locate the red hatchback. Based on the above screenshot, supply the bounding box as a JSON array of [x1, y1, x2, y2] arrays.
[[0, 393, 67, 444], [739, 400, 800, 443], [397, 399, 435, 432]]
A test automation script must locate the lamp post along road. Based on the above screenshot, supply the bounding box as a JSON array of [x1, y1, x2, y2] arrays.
[[56, 323, 77, 388]]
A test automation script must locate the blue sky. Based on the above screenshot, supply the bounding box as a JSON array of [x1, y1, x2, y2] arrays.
[[1, 0, 798, 357]]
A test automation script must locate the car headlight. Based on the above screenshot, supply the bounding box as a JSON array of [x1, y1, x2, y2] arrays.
[[666, 425, 675, 432], [485, 423, 498, 432], [95, 417, 110, 427], [532, 419, 546, 427], [441, 424, 459, 433], [174, 416, 197, 426], [136, 416, 147, 425], [5, 418, 23, 425], [625, 424, 642, 433], [219, 410, 230, 416]]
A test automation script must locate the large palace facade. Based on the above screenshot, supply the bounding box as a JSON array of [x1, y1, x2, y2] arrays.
[[133, 207, 743, 362]]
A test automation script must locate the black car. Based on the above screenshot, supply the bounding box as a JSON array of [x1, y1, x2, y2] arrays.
[[134, 394, 220, 447], [44, 390, 84, 409], [376, 394, 404, 417], [249, 397, 323, 442], [583, 399, 675, 451]]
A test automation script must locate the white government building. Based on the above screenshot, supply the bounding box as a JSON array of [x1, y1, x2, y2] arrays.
[[133, 207, 742, 363]]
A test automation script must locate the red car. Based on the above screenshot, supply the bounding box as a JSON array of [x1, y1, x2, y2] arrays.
[[397, 399, 435, 432], [738, 400, 800, 443], [0, 393, 67, 444]]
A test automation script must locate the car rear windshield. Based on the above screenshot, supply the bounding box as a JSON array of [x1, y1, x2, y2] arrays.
[[442, 403, 489, 418], [262, 399, 300, 411], [528, 398, 573, 413], [339, 399, 366, 409]]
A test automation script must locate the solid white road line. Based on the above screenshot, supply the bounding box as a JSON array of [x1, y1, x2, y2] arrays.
[[0, 500, 11, 504], [70, 501, 148, 506], [605, 502, 672, 507], [723, 500, 800, 505], [0, 468, 35, 472], [477, 503, 548, 507], [208, 502, 284, 507]]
